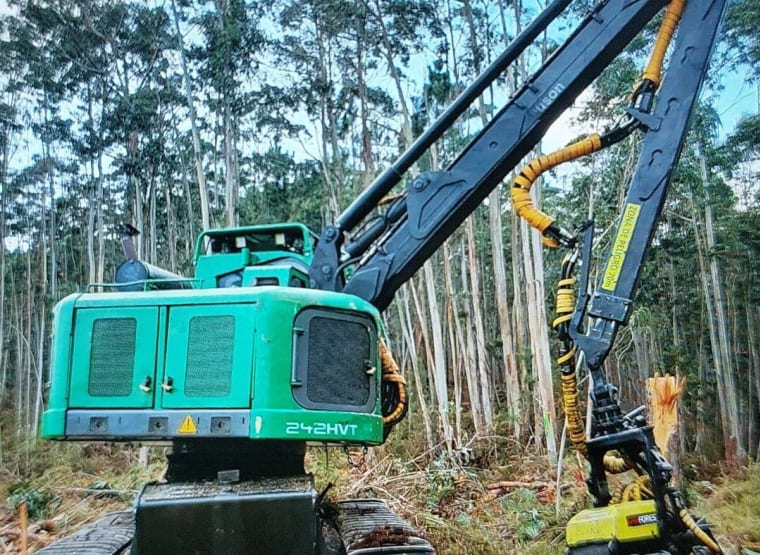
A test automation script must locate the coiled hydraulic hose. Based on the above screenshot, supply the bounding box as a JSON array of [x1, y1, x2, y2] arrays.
[[513, 0, 687, 244], [513, 4, 721, 552], [554, 255, 630, 472], [379, 338, 407, 427], [515, 0, 689, 473], [512, 135, 603, 247]]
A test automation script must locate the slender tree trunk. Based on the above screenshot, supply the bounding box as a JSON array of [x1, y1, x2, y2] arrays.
[[43, 105, 57, 299], [171, 0, 210, 232], [223, 103, 238, 227], [169, 105, 196, 258], [14, 288, 24, 439], [96, 144, 105, 284], [165, 183, 177, 272], [410, 276, 446, 447], [25, 242, 33, 437], [443, 242, 465, 445], [687, 189, 738, 464], [365, 0, 414, 150], [699, 154, 745, 465], [466, 220, 494, 429], [424, 259, 453, 454], [0, 124, 6, 410], [744, 301, 756, 458], [747, 304, 760, 460], [508, 0, 533, 443], [521, 211, 558, 462], [354, 12, 374, 190], [511, 215, 530, 439], [87, 167, 97, 286], [460, 236, 484, 434], [33, 305, 45, 436], [397, 284, 434, 451]]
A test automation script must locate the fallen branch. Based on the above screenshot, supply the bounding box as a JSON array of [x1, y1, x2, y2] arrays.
[[486, 481, 555, 491], [49, 487, 133, 498]]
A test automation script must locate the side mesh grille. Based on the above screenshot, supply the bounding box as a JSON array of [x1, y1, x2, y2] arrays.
[[292, 309, 376, 412], [89, 318, 136, 397], [185, 315, 234, 397], [307, 317, 371, 406]]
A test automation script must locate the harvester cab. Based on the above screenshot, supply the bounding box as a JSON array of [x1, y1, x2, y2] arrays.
[[193, 223, 315, 289]]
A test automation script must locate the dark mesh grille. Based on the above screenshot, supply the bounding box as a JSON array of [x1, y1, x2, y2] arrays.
[[306, 317, 370, 406], [89, 318, 136, 397], [185, 315, 234, 397]]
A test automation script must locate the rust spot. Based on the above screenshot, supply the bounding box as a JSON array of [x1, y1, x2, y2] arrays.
[[351, 526, 413, 549]]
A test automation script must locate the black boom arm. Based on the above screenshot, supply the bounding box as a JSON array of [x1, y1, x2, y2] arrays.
[[310, 0, 671, 310]]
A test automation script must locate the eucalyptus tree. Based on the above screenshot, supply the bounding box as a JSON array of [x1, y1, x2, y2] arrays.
[[0, 25, 24, 415], [238, 148, 324, 231], [1, 0, 77, 436], [191, 0, 268, 227]]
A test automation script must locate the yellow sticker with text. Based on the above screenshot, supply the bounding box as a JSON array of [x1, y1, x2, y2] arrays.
[[177, 415, 198, 434], [602, 203, 640, 291]]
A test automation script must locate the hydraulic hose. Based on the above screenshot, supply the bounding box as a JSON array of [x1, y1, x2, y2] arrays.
[[379, 339, 407, 426], [554, 265, 629, 473], [561, 369, 587, 455], [679, 509, 723, 553], [610, 475, 653, 504], [512, 134, 602, 247], [642, 0, 686, 86], [512, 0, 687, 245]]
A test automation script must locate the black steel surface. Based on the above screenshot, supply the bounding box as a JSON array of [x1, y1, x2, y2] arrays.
[[579, 0, 728, 372], [132, 474, 317, 555], [165, 438, 306, 482], [341, 0, 668, 310]]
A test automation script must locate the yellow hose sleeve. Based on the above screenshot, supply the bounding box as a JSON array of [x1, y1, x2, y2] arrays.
[[380, 339, 407, 425], [679, 509, 723, 553], [635, 475, 653, 499], [556, 346, 576, 366], [603, 454, 631, 474], [610, 483, 626, 505], [512, 134, 602, 239], [553, 277, 576, 328], [561, 371, 587, 456], [642, 0, 687, 85], [622, 482, 637, 502]]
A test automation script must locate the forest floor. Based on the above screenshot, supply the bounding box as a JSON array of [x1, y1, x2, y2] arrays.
[[0, 436, 757, 554]]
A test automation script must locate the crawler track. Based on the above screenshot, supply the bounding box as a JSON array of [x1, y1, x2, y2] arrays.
[[37, 496, 434, 554], [37, 511, 134, 555], [336, 499, 434, 554]]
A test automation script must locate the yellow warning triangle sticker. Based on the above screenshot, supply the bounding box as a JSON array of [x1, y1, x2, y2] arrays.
[[177, 415, 197, 434]]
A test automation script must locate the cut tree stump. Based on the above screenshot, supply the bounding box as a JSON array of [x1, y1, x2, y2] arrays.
[[646, 373, 685, 486]]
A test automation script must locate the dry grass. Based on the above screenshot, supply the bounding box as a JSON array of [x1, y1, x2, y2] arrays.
[[307, 439, 590, 554], [693, 463, 760, 553], [1, 431, 757, 555], [0, 439, 164, 553]]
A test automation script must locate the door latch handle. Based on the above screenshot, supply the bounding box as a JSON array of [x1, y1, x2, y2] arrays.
[[139, 376, 152, 393], [161, 377, 174, 392]]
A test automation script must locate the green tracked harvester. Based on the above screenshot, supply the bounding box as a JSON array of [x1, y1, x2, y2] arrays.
[[41, 223, 425, 554], [41, 0, 728, 552]]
